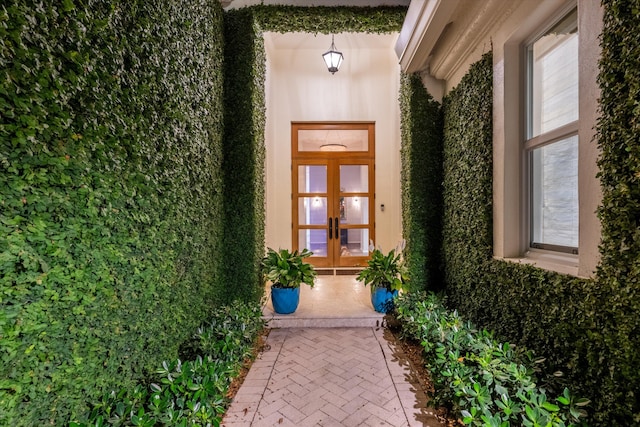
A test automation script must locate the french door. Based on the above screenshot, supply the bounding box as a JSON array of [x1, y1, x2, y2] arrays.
[[292, 122, 375, 268]]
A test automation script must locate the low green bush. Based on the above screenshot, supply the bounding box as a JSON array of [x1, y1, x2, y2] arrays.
[[395, 292, 589, 427], [70, 301, 265, 427], [357, 248, 409, 292]]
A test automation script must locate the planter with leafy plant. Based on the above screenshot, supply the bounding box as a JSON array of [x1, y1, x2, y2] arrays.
[[261, 248, 316, 314], [357, 248, 408, 313]]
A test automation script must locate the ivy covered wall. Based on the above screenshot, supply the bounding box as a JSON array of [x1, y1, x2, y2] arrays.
[[437, 44, 639, 424], [441, 52, 494, 312], [222, 9, 266, 303], [593, 0, 640, 423], [1, 1, 225, 424], [399, 73, 443, 292]]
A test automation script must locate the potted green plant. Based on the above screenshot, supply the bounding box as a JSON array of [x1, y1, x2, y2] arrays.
[[261, 248, 316, 314], [356, 248, 408, 313]]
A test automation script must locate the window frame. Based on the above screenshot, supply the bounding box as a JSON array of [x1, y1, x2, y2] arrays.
[[523, 6, 579, 255]]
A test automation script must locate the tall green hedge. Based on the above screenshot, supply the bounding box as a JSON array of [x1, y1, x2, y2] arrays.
[[594, 0, 640, 423], [222, 9, 266, 303], [442, 52, 494, 296], [399, 73, 444, 292], [221, 5, 406, 301], [0, 1, 225, 424]]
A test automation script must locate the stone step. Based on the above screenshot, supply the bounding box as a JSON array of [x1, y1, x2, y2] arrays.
[[263, 313, 384, 328]]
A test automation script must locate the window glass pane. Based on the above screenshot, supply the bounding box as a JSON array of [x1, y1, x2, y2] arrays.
[[529, 9, 578, 137], [339, 197, 368, 225], [298, 197, 327, 225], [531, 135, 578, 248], [299, 230, 326, 257], [298, 165, 326, 193], [338, 229, 370, 257], [340, 165, 368, 192], [298, 129, 368, 152]]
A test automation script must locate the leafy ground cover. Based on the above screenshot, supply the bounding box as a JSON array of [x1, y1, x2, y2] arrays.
[[393, 292, 590, 427], [69, 301, 266, 427]]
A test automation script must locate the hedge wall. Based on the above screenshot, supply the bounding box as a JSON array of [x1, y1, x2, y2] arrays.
[[249, 5, 407, 33], [594, 0, 640, 423], [438, 44, 639, 423], [0, 1, 225, 424], [221, 5, 406, 301], [442, 53, 494, 298], [222, 10, 266, 303], [399, 73, 444, 292]]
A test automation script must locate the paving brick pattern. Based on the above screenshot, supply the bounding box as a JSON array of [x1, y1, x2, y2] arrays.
[[223, 328, 443, 427]]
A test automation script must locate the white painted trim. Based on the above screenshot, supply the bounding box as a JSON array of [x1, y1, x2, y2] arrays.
[[395, 0, 460, 73]]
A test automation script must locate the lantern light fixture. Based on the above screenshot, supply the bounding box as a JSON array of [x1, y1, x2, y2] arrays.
[[322, 35, 344, 74]]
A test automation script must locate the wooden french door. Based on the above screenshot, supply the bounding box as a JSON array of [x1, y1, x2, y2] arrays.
[[292, 122, 375, 268]]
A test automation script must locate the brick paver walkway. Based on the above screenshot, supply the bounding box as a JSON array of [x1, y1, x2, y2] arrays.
[[222, 327, 443, 427]]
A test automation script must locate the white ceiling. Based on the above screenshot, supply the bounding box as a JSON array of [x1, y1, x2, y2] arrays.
[[264, 32, 398, 50]]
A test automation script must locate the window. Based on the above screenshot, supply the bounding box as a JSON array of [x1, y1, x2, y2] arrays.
[[525, 8, 579, 254]]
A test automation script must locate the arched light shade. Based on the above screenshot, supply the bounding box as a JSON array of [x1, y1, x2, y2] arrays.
[[322, 35, 344, 74], [320, 144, 347, 151]]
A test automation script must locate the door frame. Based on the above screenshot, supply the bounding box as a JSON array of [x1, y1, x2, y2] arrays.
[[291, 121, 375, 268]]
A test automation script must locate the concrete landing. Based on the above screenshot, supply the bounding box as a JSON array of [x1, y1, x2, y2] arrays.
[[262, 275, 385, 328]]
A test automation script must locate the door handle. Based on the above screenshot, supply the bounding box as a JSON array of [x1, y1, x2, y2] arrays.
[[335, 217, 339, 240], [329, 217, 333, 240]]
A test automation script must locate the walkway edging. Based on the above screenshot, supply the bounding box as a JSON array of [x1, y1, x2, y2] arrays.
[[373, 326, 441, 427], [222, 329, 288, 426]]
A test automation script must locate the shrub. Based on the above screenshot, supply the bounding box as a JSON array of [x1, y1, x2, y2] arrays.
[[70, 300, 265, 427], [395, 292, 589, 427], [260, 248, 317, 289]]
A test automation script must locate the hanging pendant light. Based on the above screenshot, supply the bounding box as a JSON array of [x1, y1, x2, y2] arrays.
[[322, 35, 344, 74], [320, 143, 347, 151]]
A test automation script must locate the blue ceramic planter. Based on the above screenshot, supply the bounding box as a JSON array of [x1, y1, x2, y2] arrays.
[[271, 286, 300, 314], [371, 287, 398, 313]]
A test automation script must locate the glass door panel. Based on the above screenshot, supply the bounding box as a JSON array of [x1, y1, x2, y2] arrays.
[[340, 165, 368, 192], [336, 161, 373, 266], [298, 197, 327, 225], [339, 197, 369, 225], [298, 229, 328, 258], [298, 165, 327, 192], [338, 229, 370, 258], [293, 161, 333, 266], [298, 129, 370, 152]]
